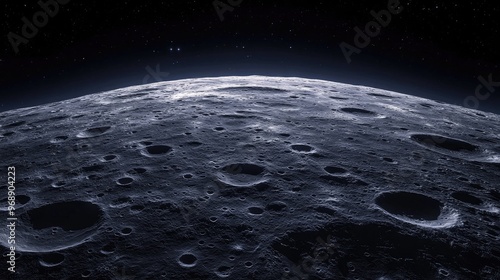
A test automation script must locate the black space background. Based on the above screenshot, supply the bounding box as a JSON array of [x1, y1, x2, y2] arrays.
[[1, 0, 499, 113]]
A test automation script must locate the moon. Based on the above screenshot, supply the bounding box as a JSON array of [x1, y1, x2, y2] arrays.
[[1, 76, 499, 279]]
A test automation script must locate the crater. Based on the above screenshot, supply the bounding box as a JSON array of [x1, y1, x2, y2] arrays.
[[375, 191, 442, 221], [117, 177, 134, 186], [375, 191, 458, 228], [100, 242, 116, 254], [3, 201, 104, 252], [248, 206, 264, 215], [291, 144, 314, 153], [103, 154, 117, 161], [340, 108, 376, 115], [0, 194, 32, 209], [178, 253, 198, 268], [368, 93, 394, 98], [143, 145, 172, 155], [451, 191, 483, 205], [186, 141, 203, 147], [410, 134, 479, 152], [222, 163, 265, 176], [39, 253, 65, 267], [77, 126, 111, 138], [324, 166, 347, 174], [27, 201, 103, 231], [121, 227, 133, 235], [420, 103, 433, 108], [215, 265, 232, 277]]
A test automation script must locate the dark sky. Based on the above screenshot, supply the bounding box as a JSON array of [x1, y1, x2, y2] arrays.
[[1, 0, 499, 113]]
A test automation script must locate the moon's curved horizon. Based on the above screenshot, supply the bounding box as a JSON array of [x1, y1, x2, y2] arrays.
[[1, 76, 499, 279]]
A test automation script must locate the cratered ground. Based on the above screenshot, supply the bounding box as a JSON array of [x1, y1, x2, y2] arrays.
[[0, 76, 499, 279]]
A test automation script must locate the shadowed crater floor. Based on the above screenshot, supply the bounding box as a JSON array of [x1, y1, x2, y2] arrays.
[[27, 201, 103, 231], [410, 134, 479, 152], [375, 191, 442, 221]]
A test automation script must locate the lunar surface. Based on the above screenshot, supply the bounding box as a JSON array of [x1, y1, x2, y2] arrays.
[[1, 76, 499, 279]]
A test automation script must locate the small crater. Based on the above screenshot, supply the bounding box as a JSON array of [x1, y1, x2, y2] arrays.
[[143, 145, 172, 155], [51, 181, 66, 188], [215, 265, 232, 277], [248, 206, 264, 215], [39, 253, 65, 267], [375, 191, 442, 221], [340, 108, 376, 115], [100, 242, 115, 254], [324, 166, 347, 174], [77, 126, 111, 138], [451, 191, 483, 205], [291, 144, 314, 153], [117, 177, 134, 186], [186, 141, 203, 147], [209, 216, 218, 222], [410, 134, 479, 152], [121, 227, 133, 235], [214, 127, 225, 131], [383, 157, 395, 163], [368, 93, 394, 98], [103, 155, 117, 161], [178, 253, 198, 268]]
